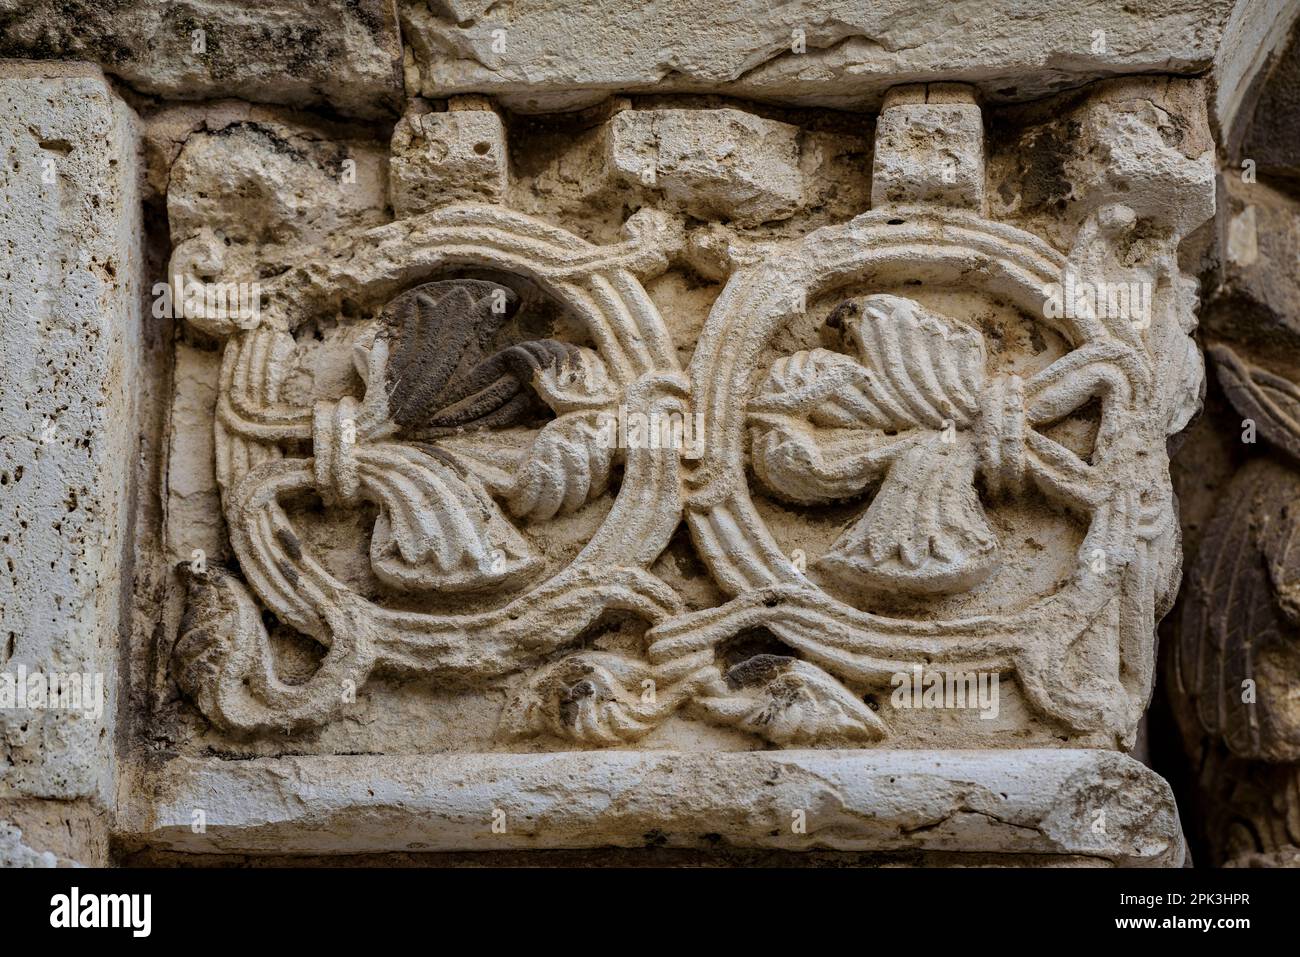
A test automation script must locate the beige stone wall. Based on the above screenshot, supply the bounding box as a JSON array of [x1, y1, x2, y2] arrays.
[[0, 0, 1296, 868]]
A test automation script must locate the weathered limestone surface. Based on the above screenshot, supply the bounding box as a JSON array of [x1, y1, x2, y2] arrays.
[[0, 61, 143, 865], [0, 0, 404, 119], [390, 98, 508, 216], [0, 821, 57, 867], [402, 0, 1238, 113], [608, 108, 805, 226], [126, 749, 1184, 866], [1164, 8, 1300, 868], [871, 84, 985, 210], [166, 116, 390, 290], [8, 0, 1296, 870]]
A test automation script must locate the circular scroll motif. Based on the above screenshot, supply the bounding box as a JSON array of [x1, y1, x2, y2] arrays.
[[668, 206, 1167, 733], [174, 205, 687, 733]]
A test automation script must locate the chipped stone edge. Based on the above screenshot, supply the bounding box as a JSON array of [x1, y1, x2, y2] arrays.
[[120, 749, 1185, 866]]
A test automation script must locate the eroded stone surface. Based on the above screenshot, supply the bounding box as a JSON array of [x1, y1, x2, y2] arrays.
[[0, 63, 140, 805], [0, 821, 56, 867], [1163, 29, 1300, 861], [126, 749, 1184, 865], [0, 62, 142, 866], [390, 99, 508, 215], [0, 0, 404, 119], [608, 108, 804, 226], [871, 84, 985, 210], [167, 118, 390, 294], [401, 0, 1238, 113]]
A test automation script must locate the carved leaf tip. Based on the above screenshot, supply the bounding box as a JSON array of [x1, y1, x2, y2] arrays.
[[694, 656, 887, 746]]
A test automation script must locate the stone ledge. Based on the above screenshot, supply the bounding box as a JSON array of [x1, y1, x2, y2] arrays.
[[123, 749, 1185, 867], [402, 0, 1238, 114]]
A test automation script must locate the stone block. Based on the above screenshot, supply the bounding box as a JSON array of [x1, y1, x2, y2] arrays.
[[390, 102, 508, 216], [608, 108, 804, 225], [0, 0, 403, 119], [126, 749, 1185, 866], [401, 0, 1239, 113], [0, 63, 143, 863], [871, 83, 985, 210]]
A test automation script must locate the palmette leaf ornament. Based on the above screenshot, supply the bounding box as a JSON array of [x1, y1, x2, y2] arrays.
[[499, 652, 671, 746], [311, 280, 621, 590], [692, 655, 887, 745], [481, 341, 619, 521], [749, 294, 1125, 597], [1174, 345, 1300, 761], [171, 204, 690, 737], [497, 647, 885, 747]]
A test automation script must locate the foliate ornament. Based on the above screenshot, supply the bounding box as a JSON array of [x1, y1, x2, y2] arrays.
[[1173, 343, 1300, 762], [516, 204, 1188, 748], [172, 204, 687, 733]]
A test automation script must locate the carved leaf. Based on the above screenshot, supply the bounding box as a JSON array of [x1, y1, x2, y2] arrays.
[[693, 656, 886, 746], [380, 279, 514, 430], [836, 294, 985, 430], [360, 443, 543, 592], [491, 411, 616, 521], [172, 563, 266, 715], [499, 652, 667, 746], [532, 346, 618, 412], [753, 348, 898, 429], [750, 419, 904, 505], [1177, 461, 1300, 760], [817, 436, 999, 595], [1211, 342, 1300, 463], [377, 279, 600, 438]]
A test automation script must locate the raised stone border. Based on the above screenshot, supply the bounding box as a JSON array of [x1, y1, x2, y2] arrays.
[[123, 749, 1184, 866]]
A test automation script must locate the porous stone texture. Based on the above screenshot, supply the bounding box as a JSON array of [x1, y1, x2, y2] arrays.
[[608, 108, 804, 226], [8, 0, 1296, 870], [0, 799, 103, 867], [401, 0, 1240, 113], [1162, 8, 1300, 868], [166, 118, 390, 291], [124, 749, 1184, 866], [871, 84, 985, 210], [0, 0, 404, 119], [390, 98, 508, 215], [0, 61, 143, 866], [0, 821, 56, 867]]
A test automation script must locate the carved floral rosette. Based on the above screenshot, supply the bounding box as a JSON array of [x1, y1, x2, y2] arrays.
[[512, 205, 1189, 748], [171, 204, 688, 733]]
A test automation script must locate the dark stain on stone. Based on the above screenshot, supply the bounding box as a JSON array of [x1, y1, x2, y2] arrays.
[[724, 653, 795, 691], [379, 279, 580, 439], [992, 118, 1078, 214], [275, 527, 303, 561], [277, 559, 300, 588], [718, 627, 791, 671]]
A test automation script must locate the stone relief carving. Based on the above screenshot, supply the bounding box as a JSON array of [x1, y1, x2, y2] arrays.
[[1160, 18, 1300, 862], [172, 204, 688, 734], [11, 0, 1300, 872], [1175, 345, 1300, 763], [166, 84, 1211, 760], [1169, 342, 1300, 865], [523, 198, 1192, 748]]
